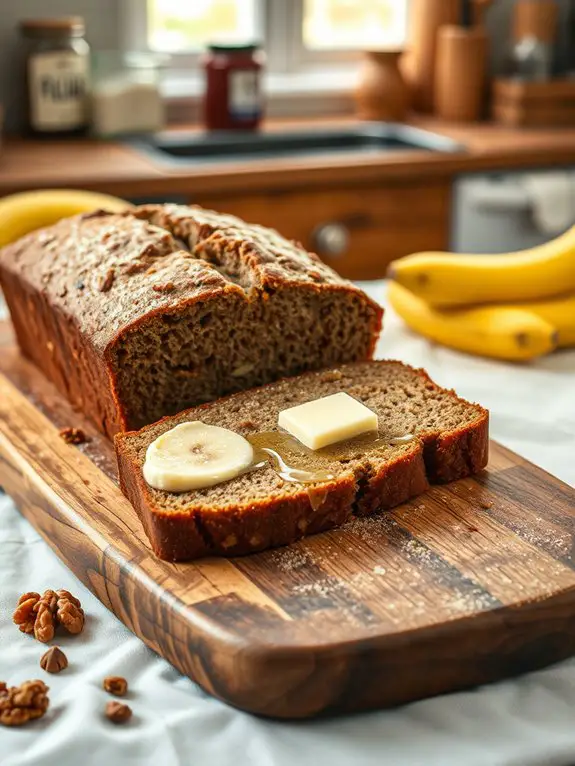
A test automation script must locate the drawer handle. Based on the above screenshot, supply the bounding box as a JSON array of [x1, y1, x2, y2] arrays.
[[312, 222, 350, 258], [469, 186, 531, 213]]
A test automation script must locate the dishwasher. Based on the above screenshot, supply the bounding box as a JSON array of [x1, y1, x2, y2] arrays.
[[452, 170, 575, 253]]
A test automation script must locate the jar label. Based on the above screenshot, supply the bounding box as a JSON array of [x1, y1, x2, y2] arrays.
[[229, 70, 260, 120], [29, 51, 89, 131]]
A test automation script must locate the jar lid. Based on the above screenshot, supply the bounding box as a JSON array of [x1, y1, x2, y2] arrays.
[[208, 42, 260, 54], [20, 17, 86, 38]]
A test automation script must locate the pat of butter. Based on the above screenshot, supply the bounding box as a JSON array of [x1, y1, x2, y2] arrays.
[[278, 392, 378, 450]]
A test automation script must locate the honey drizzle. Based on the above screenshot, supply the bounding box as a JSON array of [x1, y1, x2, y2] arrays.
[[246, 430, 416, 485], [257, 446, 335, 484]]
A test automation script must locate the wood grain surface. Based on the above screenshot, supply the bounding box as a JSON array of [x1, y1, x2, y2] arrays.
[[1, 322, 575, 718], [4, 118, 575, 200]]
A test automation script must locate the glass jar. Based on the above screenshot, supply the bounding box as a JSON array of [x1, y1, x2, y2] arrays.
[[203, 43, 264, 131], [91, 52, 166, 137], [20, 17, 90, 137]]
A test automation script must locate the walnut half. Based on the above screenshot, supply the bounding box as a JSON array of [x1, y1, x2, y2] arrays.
[[0, 680, 49, 727], [34, 590, 58, 643], [12, 588, 85, 643], [12, 592, 40, 635], [56, 590, 85, 635]]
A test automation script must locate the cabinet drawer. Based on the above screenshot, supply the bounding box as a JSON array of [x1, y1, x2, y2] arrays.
[[196, 181, 450, 280]]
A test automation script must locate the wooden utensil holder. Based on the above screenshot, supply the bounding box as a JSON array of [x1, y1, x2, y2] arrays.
[[403, 0, 492, 113], [434, 26, 488, 122], [402, 0, 459, 113]]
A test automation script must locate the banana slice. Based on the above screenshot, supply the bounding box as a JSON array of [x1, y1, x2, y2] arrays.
[[143, 421, 254, 492]]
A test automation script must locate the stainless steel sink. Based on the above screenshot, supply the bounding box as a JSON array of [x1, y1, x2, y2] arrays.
[[127, 124, 464, 166]]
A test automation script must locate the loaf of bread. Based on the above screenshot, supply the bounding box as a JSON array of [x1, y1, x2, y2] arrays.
[[0, 205, 382, 437], [115, 361, 489, 561]]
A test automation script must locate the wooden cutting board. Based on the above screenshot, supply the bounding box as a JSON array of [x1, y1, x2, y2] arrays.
[[1, 321, 575, 719]]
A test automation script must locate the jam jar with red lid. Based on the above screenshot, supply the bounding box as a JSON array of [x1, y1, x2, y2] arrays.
[[203, 43, 264, 131]]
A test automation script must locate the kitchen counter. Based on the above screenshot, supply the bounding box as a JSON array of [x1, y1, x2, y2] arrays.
[[2, 118, 575, 198], [3, 118, 575, 282]]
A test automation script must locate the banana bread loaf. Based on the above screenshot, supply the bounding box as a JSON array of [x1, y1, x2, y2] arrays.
[[115, 361, 489, 561], [0, 204, 382, 437]]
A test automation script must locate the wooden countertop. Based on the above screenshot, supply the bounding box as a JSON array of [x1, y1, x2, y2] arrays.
[[2, 118, 575, 197]]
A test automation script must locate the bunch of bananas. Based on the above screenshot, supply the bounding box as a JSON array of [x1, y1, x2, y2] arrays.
[[0, 189, 132, 249], [387, 228, 575, 362]]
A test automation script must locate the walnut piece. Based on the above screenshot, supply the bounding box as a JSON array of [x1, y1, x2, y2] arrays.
[[103, 676, 128, 697], [34, 590, 58, 643], [56, 590, 85, 635], [40, 647, 68, 674], [0, 680, 49, 727], [13, 592, 40, 635], [13, 589, 85, 642], [97, 268, 115, 292], [122, 261, 148, 276], [152, 281, 176, 292], [59, 427, 88, 445], [105, 701, 132, 724]]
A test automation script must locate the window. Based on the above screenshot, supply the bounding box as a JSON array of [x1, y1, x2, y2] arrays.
[[122, 0, 409, 115], [303, 0, 408, 51], [147, 0, 259, 53], [128, 0, 408, 65]]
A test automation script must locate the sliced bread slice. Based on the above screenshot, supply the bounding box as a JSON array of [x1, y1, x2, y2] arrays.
[[115, 361, 488, 561]]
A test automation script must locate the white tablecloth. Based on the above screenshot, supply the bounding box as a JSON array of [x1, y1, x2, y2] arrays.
[[2, 282, 575, 766]]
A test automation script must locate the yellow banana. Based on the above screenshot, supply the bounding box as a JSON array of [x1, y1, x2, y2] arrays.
[[387, 282, 558, 362], [0, 189, 132, 248], [387, 225, 575, 307], [515, 293, 575, 348]]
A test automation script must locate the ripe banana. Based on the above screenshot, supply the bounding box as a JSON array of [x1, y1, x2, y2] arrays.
[[387, 282, 558, 361], [0, 189, 132, 248], [388, 225, 575, 307], [143, 421, 254, 492], [513, 293, 575, 348]]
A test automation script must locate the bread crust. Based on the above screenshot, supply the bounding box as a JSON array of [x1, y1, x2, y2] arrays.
[[0, 206, 382, 438], [115, 362, 489, 561]]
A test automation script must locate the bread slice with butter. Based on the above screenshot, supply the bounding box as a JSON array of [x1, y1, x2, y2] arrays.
[[115, 361, 488, 561]]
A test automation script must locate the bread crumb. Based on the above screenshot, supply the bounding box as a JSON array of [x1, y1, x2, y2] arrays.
[[59, 427, 88, 445], [268, 546, 313, 572], [238, 419, 258, 430]]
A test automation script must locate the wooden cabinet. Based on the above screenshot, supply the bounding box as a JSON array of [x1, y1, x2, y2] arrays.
[[196, 179, 451, 280]]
